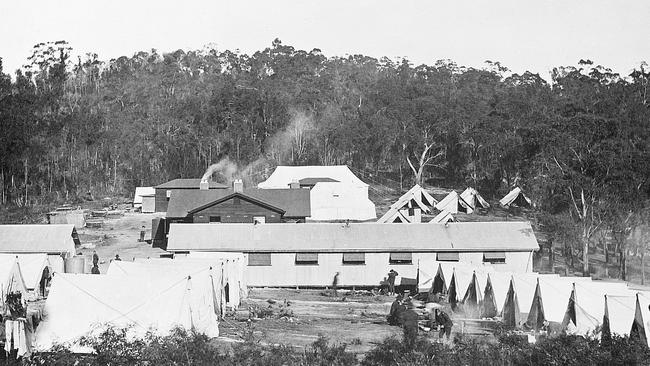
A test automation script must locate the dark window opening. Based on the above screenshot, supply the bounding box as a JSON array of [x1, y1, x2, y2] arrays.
[[209, 216, 221, 223], [295, 252, 318, 265], [389, 252, 413, 265], [342, 252, 365, 265], [437, 252, 460, 262], [233, 197, 241, 205], [483, 252, 506, 264], [248, 253, 272, 266]]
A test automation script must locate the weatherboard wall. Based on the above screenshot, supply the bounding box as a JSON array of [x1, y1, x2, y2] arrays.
[[241, 252, 533, 287], [192, 197, 282, 223]]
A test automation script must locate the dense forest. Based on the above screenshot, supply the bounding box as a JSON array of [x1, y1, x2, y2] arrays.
[[0, 39, 649, 275]]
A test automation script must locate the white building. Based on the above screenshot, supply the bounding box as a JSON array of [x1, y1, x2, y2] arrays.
[[258, 165, 376, 221], [166, 222, 539, 288]]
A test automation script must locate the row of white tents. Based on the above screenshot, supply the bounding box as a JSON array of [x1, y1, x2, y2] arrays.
[[33, 253, 247, 352], [418, 262, 650, 343], [378, 185, 531, 224]]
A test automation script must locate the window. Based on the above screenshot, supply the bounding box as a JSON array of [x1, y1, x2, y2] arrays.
[[408, 208, 415, 216], [389, 252, 413, 265], [295, 252, 318, 265], [166, 190, 172, 200], [437, 252, 459, 262], [483, 252, 506, 264], [209, 216, 221, 223], [342, 252, 365, 265], [253, 216, 266, 224], [233, 197, 241, 205], [248, 253, 271, 266]]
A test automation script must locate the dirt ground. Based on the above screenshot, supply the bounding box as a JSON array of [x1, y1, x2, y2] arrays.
[[71, 208, 410, 352], [75, 208, 167, 273]]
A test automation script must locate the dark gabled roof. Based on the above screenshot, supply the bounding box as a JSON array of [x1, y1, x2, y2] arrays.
[[245, 189, 311, 218], [166, 188, 311, 219], [155, 179, 228, 189], [188, 192, 286, 215], [298, 177, 339, 186]]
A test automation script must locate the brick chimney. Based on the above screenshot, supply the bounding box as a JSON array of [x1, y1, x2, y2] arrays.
[[289, 179, 300, 189], [200, 179, 209, 190], [233, 179, 244, 193]]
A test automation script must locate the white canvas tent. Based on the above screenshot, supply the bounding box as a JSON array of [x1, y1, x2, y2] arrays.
[[482, 272, 513, 318], [603, 294, 638, 338], [0, 256, 29, 309], [460, 188, 490, 211], [631, 293, 650, 346], [435, 191, 472, 214], [34, 273, 220, 351], [563, 281, 632, 335], [0, 254, 51, 294], [140, 254, 246, 308], [187, 252, 248, 298], [378, 185, 436, 224], [525, 277, 583, 330], [430, 211, 455, 224], [499, 187, 532, 208], [133, 187, 155, 208]]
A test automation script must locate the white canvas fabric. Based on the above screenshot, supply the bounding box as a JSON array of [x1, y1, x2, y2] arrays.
[[603, 294, 638, 337], [509, 274, 539, 318], [535, 277, 586, 323], [186, 252, 248, 300], [34, 273, 220, 351], [567, 281, 632, 335], [258, 165, 368, 188], [499, 187, 532, 207], [418, 261, 441, 292], [310, 182, 376, 221], [122, 258, 229, 311], [485, 272, 513, 314], [378, 185, 437, 224], [429, 211, 455, 224], [460, 188, 490, 210], [0, 254, 50, 291], [0, 257, 29, 307], [434, 191, 472, 214], [633, 293, 650, 346]]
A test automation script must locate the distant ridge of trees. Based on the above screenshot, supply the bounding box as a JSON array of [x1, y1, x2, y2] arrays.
[[0, 40, 649, 276]]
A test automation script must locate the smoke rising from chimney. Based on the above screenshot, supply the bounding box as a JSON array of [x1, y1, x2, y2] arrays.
[[201, 158, 238, 182]]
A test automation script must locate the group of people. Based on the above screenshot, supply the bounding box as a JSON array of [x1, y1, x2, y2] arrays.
[[387, 292, 454, 341]]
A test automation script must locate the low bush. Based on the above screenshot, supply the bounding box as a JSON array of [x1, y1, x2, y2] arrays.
[[13, 326, 650, 365]]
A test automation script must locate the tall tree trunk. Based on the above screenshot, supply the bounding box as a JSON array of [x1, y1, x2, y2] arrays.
[[548, 239, 554, 271], [642, 253, 646, 286], [620, 250, 626, 280], [582, 236, 589, 276]]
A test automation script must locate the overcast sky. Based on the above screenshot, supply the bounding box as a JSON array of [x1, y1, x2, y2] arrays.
[[1, 0, 648, 79]]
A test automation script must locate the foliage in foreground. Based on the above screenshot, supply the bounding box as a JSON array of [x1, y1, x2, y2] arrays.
[[6, 326, 650, 366]]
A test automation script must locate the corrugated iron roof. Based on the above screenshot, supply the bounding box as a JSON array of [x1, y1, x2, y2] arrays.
[[155, 179, 228, 189], [167, 222, 539, 252], [0, 224, 78, 254], [166, 188, 311, 218]]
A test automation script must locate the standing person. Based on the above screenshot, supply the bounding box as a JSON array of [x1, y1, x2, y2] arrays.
[[139, 226, 146, 242], [92, 251, 99, 267], [435, 308, 453, 340], [332, 272, 340, 297], [387, 294, 405, 325], [91, 265, 100, 274], [387, 269, 399, 295], [114, 254, 122, 261], [401, 301, 419, 349]]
